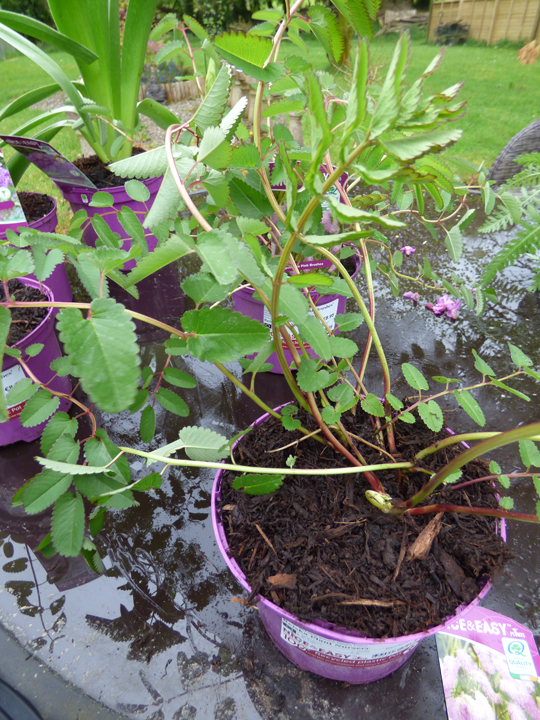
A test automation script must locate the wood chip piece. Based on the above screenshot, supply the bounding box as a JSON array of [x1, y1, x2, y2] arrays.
[[339, 598, 405, 607], [267, 573, 297, 589], [222, 504, 236, 511], [406, 512, 444, 562]]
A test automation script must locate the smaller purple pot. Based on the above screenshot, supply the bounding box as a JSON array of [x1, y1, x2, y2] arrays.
[[233, 255, 361, 374], [211, 407, 506, 684], [0, 193, 72, 309], [1, 277, 72, 446], [61, 175, 163, 271]]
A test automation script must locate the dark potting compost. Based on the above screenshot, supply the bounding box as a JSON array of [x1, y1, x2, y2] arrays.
[[17, 192, 54, 224], [0, 280, 48, 346], [73, 150, 145, 189], [219, 408, 512, 640]]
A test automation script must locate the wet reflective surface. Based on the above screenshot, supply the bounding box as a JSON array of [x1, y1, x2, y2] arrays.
[[0, 200, 539, 719]]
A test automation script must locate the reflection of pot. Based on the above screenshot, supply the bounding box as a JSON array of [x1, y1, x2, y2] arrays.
[[1, 278, 71, 445], [211, 407, 506, 684], [232, 254, 361, 374], [61, 175, 163, 271]]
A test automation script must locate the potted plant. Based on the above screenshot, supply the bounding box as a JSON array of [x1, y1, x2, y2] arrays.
[[1, 1, 540, 685]]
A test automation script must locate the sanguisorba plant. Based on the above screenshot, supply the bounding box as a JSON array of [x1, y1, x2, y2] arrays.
[[2, 1, 540, 567]]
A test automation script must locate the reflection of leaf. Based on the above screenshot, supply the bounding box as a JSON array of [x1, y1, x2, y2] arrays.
[[2, 558, 28, 573], [177, 651, 211, 689]]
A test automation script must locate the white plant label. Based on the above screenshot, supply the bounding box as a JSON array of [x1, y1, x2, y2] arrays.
[[263, 298, 339, 351], [280, 618, 417, 667], [2, 364, 27, 420]]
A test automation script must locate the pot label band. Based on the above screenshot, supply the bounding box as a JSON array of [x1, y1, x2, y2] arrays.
[[2, 364, 27, 420], [280, 618, 417, 668], [263, 298, 339, 351]]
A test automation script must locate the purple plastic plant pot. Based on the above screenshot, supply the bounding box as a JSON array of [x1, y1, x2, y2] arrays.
[[61, 175, 163, 271], [232, 254, 361, 374], [0, 193, 72, 309], [1, 277, 72, 446], [211, 407, 507, 684]]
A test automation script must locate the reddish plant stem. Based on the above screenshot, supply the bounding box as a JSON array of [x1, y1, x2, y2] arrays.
[[404, 503, 539, 523]]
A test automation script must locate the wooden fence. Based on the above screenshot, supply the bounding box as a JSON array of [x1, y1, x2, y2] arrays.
[[428, 0, 540, 43]]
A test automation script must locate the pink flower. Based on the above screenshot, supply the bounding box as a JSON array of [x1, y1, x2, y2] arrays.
[[453, 691, 496, 720], [322, 209, 339, 235], [441, 654, 461, 696], [403, 291, 420, 306], [426, 295, 461, 320], [400, 245, 416, 256]]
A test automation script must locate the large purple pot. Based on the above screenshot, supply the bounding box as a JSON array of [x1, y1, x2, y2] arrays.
[[61, 175, 163, 271], [232, 255, 361, 374], [211, 407, 506, 684], [0, 193, 72, 307], [1, 278, 72, 446]]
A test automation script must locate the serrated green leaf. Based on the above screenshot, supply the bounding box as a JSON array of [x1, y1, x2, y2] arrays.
[[533, 475, 540, 497], [19, 389, 60, 427], [57, 298, 140, 412], [297, 315, 332, 361], [75, 474, 134, 509], [193, 64, 231, 134], [132, 472, 163, 492], [156, 388, 189, 417], [335, 312, 364, 332], [498, 475, 511, 488], [499, 497, 514, 510], [442, 470, 462, 485], [329, 335, 358, 359], [124, 234, 192, 288], [418, 400, 443, 432], [51, 492, 85, 557], [86, 429, 130, 484], [321, 405, 341, 424], [361, 394, 385, 417], [163, 368, 197, 389], [178, 426, 229, 461], [89, 507, 105, 537], [229, 177, 274, 219], [454, 389, 486, 426], [519, 439, 540, 468], [129, 388, 150, 414], [297, 357, 335, 392], [327, 384, 355, 405], [402, 363, 429, 391], [181, 272, 232, 304], [197, 126, 232, 170], [382, 128, 462, 162], [472, 349, 495, 377], [197, 233, 238, 285], [445, 225, 463, 262], [182, 307, 270, 363], [232, 473, 284, 495], [500, 191, 522, 224], [491, 379, 530, 402], [22, 469, 73, 514], [6, 377, 38, 406], [327, 196, 406, 228], [89, 191, 114, 208], [202, 171, 230, 207], [214, 32, 283, 83], [400, 412, 416, 424], [140, 405, 156, 443], [508, 343, 533, 367]]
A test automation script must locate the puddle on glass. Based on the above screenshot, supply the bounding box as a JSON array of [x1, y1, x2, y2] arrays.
[[0, 198, 539, 720]]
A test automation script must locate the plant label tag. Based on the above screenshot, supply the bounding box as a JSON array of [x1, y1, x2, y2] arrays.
[[263, 298, 339, 351], [437, 606, 540, 719], [0, 149, 27, 229], [280, 618, 417, 668], [0, 136, 97, 193], [2, 364, 27, 420]]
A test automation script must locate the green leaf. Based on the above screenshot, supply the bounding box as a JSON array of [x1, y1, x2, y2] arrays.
[[472, 349, 495, 377], [297, 315, 332, 361], [491, 379, 530, 402], [534, 475, 540, 497], [182, 307, 270, 363], [400, 412, 416, 424], [402, 363, 429, 391], [418, 400, 443, 432], [129, 388, 149, 414], [178, 426, 229, 461], [382, 128, 462, 162], [297, 358, 336, 392], [32, 247, 64, 283], [500, 191, 522, 224], [41, 412, 78, 456], [445, 226, 463, 263], [307, 5, 343, 62], [118, 206, 146, 253], [454, 389, 486, 426], [0, 305, 11, 421], [329, 336, 358, 359], [202, 171, 230, 207], [156, 388, 189, 417], [193, 64, 232, 134], [181, 272, 232, 304], [89, 191, 114, 208], [22, 469, 73, 515], [321, 405, 341, 424], [125, 179, 150, 203], [508, 343, 533, 367], [442, 470, 462, 485], [519, 439, 540, 468], [327, 196, 406, 228], [232, 473, 284, 495], [361, 394, 385, 417], [140, 405, 156, 443], [47, 434, 80, 464], [124, 235, 192, 288], [132, 472, 163, 492], [197, 233, 238, 285], [197, 126, 232, 170], [229, 177, 274, 219], [24, 343, 44, 358], [281, 411, 301, 431], [497, 475, 511, 489], [57, 298, 140, 412], [19, 390, 60, 427], [51, 492, 85, 557], [75, 474, 134, 509], [499, 497, 514, 511], [386, 393, 404, 410], [163, 368, 197, 389], [6, 377, 38, 406], [336, 312, 364, 332], [214, 32, 283, 83]]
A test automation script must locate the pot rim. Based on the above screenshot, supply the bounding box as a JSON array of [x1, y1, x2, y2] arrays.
[[211, 404, 506, 647]]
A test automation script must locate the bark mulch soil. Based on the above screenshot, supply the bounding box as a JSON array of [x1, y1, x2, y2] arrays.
[[219, 407, 513, 639], [0, 280, 48, 346], [73, 150, 144, 189], [18, 192, 54, 224]]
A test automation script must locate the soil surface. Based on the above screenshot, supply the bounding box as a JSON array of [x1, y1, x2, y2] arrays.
[[73, 154, 132, 189], [219, 407, 513, 639], [17, 192, 54, 224], [0, 280, 49, 346]]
